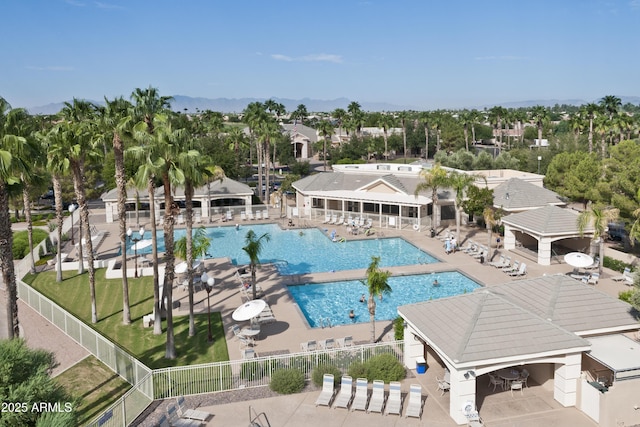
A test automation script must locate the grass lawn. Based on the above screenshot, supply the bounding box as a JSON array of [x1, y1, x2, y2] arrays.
[[24, 269, 229, 369], [55, 356, 131, 426]]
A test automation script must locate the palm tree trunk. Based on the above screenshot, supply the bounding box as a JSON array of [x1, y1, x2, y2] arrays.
[[588, 119, 594, 153], [22, 183, 36, 274], [368, 297, 376, 343], [424, 125, 429, 159], [0, 181, 19, 338], [149, 179, 162, 335], [264, 139, 271, 204], [53, 175, 63, 283], [163, 177, 177, 359], [185, 182, 196, 337], [114, 132, 131, 325], [73, 162, 97, 323]]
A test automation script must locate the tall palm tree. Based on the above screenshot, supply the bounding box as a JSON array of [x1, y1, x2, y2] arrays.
[[315, 119, 334, 171], [378, 114, 395, 161], [290, 104, 308, 125], [488, 106, 506, 148], [397, 111, 409, 161], [332, 108, 347, 142], [360, 256, 392, 343], [415, 163, 449, 230], [129, 87, 172, 335], [242, 229, 271, 301], [600, 95, 621, 121], [0, 97, 29, 339], [458, 110, 472, 152], [483, 206, 502, 261], [243, 102, 268, 201], [529, 106, 549, 147], [430, 112, 445, 154], [256, 116, 279, 203], [449, 171, 478, 242], [581, 103, 601, 154], [100, 97, 134, 324], [419, 111, 431, 158], [577, 203, 619, 274]]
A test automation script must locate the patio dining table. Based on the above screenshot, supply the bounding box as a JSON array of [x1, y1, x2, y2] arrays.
[[496, 368, 520, 386]]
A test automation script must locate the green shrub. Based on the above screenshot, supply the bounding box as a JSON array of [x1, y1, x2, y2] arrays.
[[603, 256, 633, 273], [346, 361, 367, 379], [11, 229, 49, 259], [619, 290, 634, 304], [312, 364, 342, 387], [393, 317, 405, 340], [363, 354, 406, 383], [270, 368, 305, 394]]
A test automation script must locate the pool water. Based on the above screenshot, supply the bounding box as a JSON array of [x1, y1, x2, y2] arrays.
[[128, 223, 437, 275], [288, 271, 481, 327]]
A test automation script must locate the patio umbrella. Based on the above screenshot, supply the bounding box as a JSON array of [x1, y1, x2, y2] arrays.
[[564, 252, 594, 269], [232, 299, 267, 321], [130, 239, 153, 251], [175, 260, 202, 274]]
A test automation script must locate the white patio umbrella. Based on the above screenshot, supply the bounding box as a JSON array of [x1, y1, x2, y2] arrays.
[[564, 252, 594, 269], [175, 260, 202, 274], [232, 299, 267, 321], [130, 239, 153, 251]]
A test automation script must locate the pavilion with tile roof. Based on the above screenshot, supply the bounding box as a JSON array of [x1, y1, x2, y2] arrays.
[[399, 274, 640, 425], [492, 177, 566, 212]]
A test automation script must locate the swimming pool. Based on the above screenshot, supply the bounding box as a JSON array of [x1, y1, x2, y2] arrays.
[[288, 271, 481, 327], [127, 223, 437, 275]]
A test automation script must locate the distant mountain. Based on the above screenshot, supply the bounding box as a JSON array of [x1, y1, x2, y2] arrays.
[[25, 95, 640, 115]]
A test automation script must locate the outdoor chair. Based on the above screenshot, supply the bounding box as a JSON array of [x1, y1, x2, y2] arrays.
[[508, 262, 527, 277], [436, 376, 450, 396], [321, 338, 335, 350], [300, 340, 317, 352], [405, 384, 423, 419], [510, 380, 524, 396], [519, 368, 530, 387], [488, 254, 505, 268], [385, 381, 403, 416], [237, 335, 255, 348], [315, 374, 335, 407], [350, 378, 369, 412], [502, 260, 520, 274], [332, 375, 354, 409], [337, 336, 353, 348], [488, 374, 504, 391], [612, 267, 633, 282], [367, 380, 385, 413], [166, 404, 203, 427], [588, 272, 600, 285], [242, 348, 256, 359], [176, 396, 211, 422]]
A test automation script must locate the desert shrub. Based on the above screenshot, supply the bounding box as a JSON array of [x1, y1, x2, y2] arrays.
[[364, 354, 406, 383], [270, 368, 305, 394], [346, 361, 368, 379], [312, 364, 342, 387]]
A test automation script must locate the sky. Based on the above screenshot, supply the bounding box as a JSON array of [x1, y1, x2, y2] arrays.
[[2, 0, 640, 111]]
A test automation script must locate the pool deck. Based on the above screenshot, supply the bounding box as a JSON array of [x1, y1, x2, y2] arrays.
[[18, 207, 631, 426]]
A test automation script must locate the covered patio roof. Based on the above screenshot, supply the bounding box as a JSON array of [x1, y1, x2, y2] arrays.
[[587, 334, 640, 380], [492, 178, 566, 212]]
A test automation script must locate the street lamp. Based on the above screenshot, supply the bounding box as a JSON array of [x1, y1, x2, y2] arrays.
[[201, 272, 215, 342], [68, 203, 77, 245], [537, 155, 542, 174], [127, 226, 145, 278]]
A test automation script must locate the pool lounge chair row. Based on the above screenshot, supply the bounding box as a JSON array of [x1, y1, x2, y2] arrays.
[[488, 255, 527, 277], [240, 210, 270, 221], [315, 375, 424, 419], [300, 336, 353, 352]]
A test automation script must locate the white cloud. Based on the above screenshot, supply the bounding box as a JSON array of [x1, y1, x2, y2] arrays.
[[26, 65, 74, 71], [630, 0, 640, 9], [271, 53, 343, 63]]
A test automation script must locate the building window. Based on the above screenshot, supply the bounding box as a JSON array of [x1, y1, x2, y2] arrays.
[[312, 198, 324, 208]]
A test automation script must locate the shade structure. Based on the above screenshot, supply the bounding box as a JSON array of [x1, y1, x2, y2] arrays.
[[175, 260, 202, 274], [564, 252, 594, 269], [232, 299, 267, 321], [130, 239, 153, 251]]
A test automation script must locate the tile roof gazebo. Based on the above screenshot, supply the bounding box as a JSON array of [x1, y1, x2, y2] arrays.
[[398, 275, 640, 425], [501, 205, 594, 265]]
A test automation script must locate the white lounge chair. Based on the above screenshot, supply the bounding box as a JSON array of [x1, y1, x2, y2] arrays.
[[176, 396, 211, 422], [613, 267, 634, 283], [437, 376, 450, 395], [243, 348, 256, 359], [322, 214, 331, 224], [587, 272, 599, 284], [367, 380, 385, 413], [502, 260, 520, 273], [508, 262, 527, 277], [335, 216, 344, 226], [321, 338, 335, 350], [166, 404, 202, 427], [385, 381, 402, 416], [301, 340, 317, 352], [337, 336, 353, 348], [315, 374, 335, 407], [332, 375, 353, 409], [510, 380, 524, 396], [405, 384, 423, 419], [240, 211, 247, 221], [262, 209, 269, 219], [226, 211, 233, 221], [247, 211, 255, 221], [350, 378, 369, 412], [255, 211, 262, 220]]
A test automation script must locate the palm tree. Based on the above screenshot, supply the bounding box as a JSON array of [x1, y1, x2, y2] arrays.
[[315, 119, 334, 171], [378, 114, 395, 161], [0, 97, 30, 339], [419, 112, 431, 158], [332, 108, 347, 142], [415, 164, 449, 230], [243, 102, 268, 201], [290, 104, 308, 124], [100, 97, 134, 324], [488, 106, 506, 148], [529, 106, 548, 147], [600, 95, 621, 121], [483, 206, 502, 261], [397, 111, 409, 161], [242, 229, 271, 300], [577, 203, 619, 274], [458, 110, 472, 151], [256, 116, 280, 203], [360, 256, 392, 343], [581, 103, 601, 153], [449, 172, 478, 242]]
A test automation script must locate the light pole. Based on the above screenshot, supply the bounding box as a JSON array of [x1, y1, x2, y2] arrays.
[[68, 203, 77, 245], [537, 155, 542, 174], [127, 226, 145, 278], [202, 272, 215, 342]]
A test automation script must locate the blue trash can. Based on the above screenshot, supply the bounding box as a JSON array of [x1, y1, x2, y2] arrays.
[[416, 356, 426, 374]]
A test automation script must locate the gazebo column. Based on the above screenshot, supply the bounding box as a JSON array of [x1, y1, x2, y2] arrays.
[[449, 368, 477, 425], [244, 195, 252, 214], [402, 326, 425, 373], [378, 202, 382, 228], [538, 236, 552, 266], [105, 202, 114, 223], [503, 225, 517, 250], [554, 352, 581, 407]]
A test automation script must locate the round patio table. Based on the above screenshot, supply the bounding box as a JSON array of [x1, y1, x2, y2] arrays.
[[496, 368, 520, 381]]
